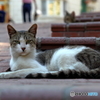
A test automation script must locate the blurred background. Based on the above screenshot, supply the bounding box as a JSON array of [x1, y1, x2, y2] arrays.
[[0, 0, 99, 24]]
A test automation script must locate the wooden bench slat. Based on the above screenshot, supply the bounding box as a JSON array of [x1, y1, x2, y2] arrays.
[[52, 32, 100, 37], [36, 37, 99, 50], [52, 22, 100, 32]]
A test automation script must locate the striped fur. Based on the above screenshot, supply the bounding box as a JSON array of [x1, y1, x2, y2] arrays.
[[26, 68, 100, 79], [26, 48, 100, 79]]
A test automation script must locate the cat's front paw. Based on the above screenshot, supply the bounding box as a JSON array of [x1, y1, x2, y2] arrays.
[[0, 72, 15, 79], [0, 72, 6, 79]]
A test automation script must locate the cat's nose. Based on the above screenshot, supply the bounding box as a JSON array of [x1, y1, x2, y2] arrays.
[[21, 47, 26, 52]]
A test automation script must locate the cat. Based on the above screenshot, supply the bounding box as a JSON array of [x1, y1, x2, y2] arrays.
[[0, 24, 100, 79], [64, 11, 75, 23]]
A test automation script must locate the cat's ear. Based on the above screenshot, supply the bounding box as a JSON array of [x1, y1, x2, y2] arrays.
[[7, 24, 17, 38], [65, 11, 70, 16], [28, 24, 37, 37], [71, 11, 75, 19]]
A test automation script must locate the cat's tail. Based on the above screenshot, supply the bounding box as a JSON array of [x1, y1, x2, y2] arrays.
[[26, 68, 100, 79]]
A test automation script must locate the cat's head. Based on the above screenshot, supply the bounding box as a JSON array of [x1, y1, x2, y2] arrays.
[[7, 24, 37, 56], [64, 11, 75, 23]]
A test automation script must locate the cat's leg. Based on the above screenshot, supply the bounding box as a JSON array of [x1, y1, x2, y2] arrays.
[[57, 54, 89, 71], [0, 67, 48, 79], [50, 51, 77, 71], [59, 61, 89, 71], [57, 56, 75, 71]]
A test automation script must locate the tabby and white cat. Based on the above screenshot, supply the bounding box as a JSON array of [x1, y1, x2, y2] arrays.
[[0, 24, 100, 79], [64, 11, 75, 23]]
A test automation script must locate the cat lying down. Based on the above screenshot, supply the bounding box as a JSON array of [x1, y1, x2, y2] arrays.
[[0, 24, 100, 79]]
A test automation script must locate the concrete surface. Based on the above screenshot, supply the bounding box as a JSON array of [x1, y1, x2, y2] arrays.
[[0, 23, 100, 100]]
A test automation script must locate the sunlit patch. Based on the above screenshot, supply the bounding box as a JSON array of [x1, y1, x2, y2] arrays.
[[0, 42, 10, 53], [0, 43, 10, 47]]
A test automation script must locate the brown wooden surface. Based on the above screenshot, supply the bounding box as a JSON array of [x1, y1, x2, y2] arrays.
[[51, 22, 100, 37], [75, 17, 100, 22], [52, 31, 100, 37], [36, 37, 100, 50], [52, 22, 100, 32], [75, 12, 100, 22]]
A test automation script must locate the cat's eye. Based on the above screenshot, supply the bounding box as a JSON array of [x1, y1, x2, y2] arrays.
[[26, 40, 33, 44], [13, 40, 20, 44]]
